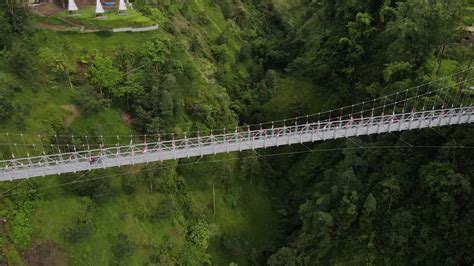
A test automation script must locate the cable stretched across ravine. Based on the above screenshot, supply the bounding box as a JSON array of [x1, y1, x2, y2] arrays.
[[0, 69, 472, 181]]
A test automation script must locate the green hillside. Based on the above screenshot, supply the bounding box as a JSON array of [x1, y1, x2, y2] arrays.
[[0, 0, 473, 265], [0, 1, 286, 264]]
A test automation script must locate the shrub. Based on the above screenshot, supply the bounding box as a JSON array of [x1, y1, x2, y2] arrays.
[[65, 219, 94, 243], [90, 53, 122, 96], [112, 233, 134, 261], [151, 199, 175, 222], [186, 219, 211, 250], [65, 198, 95, 242], [10, 203, 34, 248], [121, 177, 137, 195], [211, 45, 228, 63], [61, 171, 111, 203], [6, 41, 36, 80], [0, 88, 13, 121], [72, 88, 104, 116]]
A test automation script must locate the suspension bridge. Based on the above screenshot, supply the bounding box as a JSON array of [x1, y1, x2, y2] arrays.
[[0, 70, 473, 181]]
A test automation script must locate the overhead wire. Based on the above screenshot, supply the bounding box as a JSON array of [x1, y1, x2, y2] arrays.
[[0, 140, 472, 262], [1, 143, 473, 198], [0, 79, 472, 154], [0, 68, 472, 142]]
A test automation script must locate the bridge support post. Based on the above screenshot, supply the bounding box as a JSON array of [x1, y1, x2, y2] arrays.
[[300, 124, 305, 144], [285, 125, 290, 145], [398, 114, 404, 131], [212, 135, 216, 155], [448, 108, 455, 125], [418, 112, 424, 129], [71, 157, 76, 173], [56, 160, 61, 175], [428, 111, 433, 128], [435, 111, 443, 127], [173, 143, 177, 160], [159, 141, 163, 162], [377, 117, 383, 134], [41, 163, 46, 177], [227, 136, 231, 153], [355, 119, 360, 137], [58, 155, 64, 175], [344, 121, 349, 138], [198, 133, 203, 157], [252, 133, 255, 150], [26, 158, 33, 179], [366, 118, 371, 135], [387, 116, 393, 133], [316, 122, 321, 141], [457, 109, 463, 125], [116, 148, 121, 167], [322, 124, 327, 141], [132, 149, 135, 165], [264, 130, 267, 148], [185, 134, 190, 158], [239, 132, 242, 152], [276, 128, 279, 147]]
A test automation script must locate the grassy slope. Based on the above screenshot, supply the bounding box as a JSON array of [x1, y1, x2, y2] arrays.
[[271, 0, 306, 27], [182, 155, 282, 265], [54, 8, 155, 29], [158, 3, 284, 262], [32, 174, 183, 265], [4, 0, 471, 264], [465, 0, 474, 25], [0, 1, 283, 265], [29, 159, 281, 265], [32, 7, 156, 29], [263, 76, 337, 120], [0, 30, 151, 157]]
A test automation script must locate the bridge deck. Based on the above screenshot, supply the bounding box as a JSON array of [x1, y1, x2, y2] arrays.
[[0, 107, 473, 181]]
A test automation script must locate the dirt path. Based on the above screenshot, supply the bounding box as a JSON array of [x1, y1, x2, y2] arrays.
[[23, 241, 68, 266], [121, 112, 133, 126], [62, 104, 81, 126]]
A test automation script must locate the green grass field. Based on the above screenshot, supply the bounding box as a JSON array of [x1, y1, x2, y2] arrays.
[[465, 6, 474, 25], [465, 1, 474, 25], [263, 77, 337, 120], [0, 2, 284, 263], [25, 157, 281, 265], [54, 7, 155, 29], [32, 29, 157, 59]]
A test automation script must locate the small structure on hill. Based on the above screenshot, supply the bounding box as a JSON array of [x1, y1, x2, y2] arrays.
[[464, 26, 474, 44], [68, 0, 78, 13], [95, 0, 105, 16], [118, 0, 127, 13]]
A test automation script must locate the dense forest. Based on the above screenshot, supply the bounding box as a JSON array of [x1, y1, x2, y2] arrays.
[[0, 0, 473, 264]]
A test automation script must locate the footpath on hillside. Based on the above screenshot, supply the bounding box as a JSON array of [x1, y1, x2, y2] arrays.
[[33, 21, 159, 33]]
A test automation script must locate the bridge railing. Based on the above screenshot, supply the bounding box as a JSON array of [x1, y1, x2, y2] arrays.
[[0, 107, 472, 179], [0, 73, 472, 160]]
